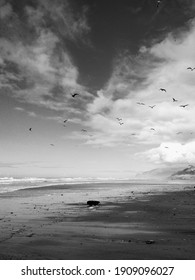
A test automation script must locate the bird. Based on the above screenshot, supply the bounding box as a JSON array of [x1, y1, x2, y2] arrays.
[[150, 128, 155, 131], [63, 119, 68, 123], [81, 129, 87, 132], [116, 118, 122, 121], [131, 133, 136, 136], [157, 0, 162, 8], [164, 146, 169, 148], [172, 98, 178, 102], [149, 105, 156, 109], [50, 144, 55, 146], [176, 132, 182, 134], [160, 88, 166, 92], [179, 104, 189, 108], [119, 122, 124, 125], [137, 102, 145, 105], [187, 67, 195, 71], [29, 128, 32, 132], [71, 93, 79, 97]]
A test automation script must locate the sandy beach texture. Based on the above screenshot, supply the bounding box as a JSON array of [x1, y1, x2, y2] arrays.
[[0, 183, 194, 260]]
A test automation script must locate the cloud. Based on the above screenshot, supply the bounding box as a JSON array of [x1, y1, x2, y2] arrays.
[[0, 0, 92, 115], [25, 0, 90, 41], [0, 0, 12, 19], [14, 107, 25, 112], [141, 141, 195, 164], [14, 106, 37, 117], [83, 18, 195, 153], [87, 90, 114, 115]]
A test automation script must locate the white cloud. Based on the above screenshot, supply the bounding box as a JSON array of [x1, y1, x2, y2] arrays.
[[87, 90, 113, 115], [15, 107, 25, 112], [84, 18, 195, 153], [142, 142, 195, 164]]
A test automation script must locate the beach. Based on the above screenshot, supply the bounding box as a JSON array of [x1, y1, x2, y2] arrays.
[[0, 183, 194, 260]]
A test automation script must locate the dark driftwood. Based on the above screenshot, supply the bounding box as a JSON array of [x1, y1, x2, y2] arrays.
[[87, 200, 100, 206]]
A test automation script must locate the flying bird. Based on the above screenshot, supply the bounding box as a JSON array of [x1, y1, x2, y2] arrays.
[[81, 129, 87, 132], [149, 105, 156, 109], [71, 93, 79, 97], [137, 102, 145, 105], [160, 88, 166, 92], [63, 119, 68, 123], [187, 67, 195, 71], [157, 0, 162, 8], [116, 118, 122, 121], [150, 128, 155, 131], [29, 128, 32, 132], [179, 104, 189, 108], [50, 144, 55, 146], [172, 98, 178, 102], [119, 122, 124, 125], [164, 146, 169, 149]]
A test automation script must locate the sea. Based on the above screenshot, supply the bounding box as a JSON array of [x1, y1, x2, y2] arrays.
[[0, 176, 193, 196]]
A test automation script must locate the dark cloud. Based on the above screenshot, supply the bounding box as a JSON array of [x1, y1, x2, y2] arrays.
[[0, 0, 93, 116]]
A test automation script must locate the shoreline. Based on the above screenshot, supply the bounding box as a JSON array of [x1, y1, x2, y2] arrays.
[[0, 184, 194, 259], [0, 179, 193, 195]]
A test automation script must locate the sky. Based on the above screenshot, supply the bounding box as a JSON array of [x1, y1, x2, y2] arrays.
[[0, 0, 195, 178]]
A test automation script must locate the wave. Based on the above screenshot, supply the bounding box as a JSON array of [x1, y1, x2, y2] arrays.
[[0, 176, 132, 184], [0, 176, 133, 193]]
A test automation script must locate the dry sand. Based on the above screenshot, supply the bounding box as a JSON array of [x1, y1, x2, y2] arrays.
[[0, 183, 194, 259]]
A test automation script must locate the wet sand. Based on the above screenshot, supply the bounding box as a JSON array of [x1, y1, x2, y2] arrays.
[[0, 184, 194, 259]]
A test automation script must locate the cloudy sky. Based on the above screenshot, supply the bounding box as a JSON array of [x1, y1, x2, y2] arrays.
[[0, 0, 195, 178]]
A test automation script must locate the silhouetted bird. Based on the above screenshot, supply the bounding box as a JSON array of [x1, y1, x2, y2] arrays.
[[81, 129, 87, 132], [50, 144, 55, 146], [164, 146, 169, 148], [71, 93, 79, 97], [119, 122, 124, 125], [180, 104, 189, 108], [160, 88, 166, 92], [157, 0, 162, 8], [150, 128, 155, 131], [63, 119, 68, 123], [187, 67, 195, 71], [137, 102, 145, 105], [29, 128, 32, 132], [116, 118, 122, 121], [149, 105, 156, 109], [172, 98, 178, 102]]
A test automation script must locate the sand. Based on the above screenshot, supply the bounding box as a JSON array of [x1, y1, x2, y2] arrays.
[[0, 183, 194, 260]]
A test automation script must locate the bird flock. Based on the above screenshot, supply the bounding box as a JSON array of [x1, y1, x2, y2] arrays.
[[115, 66, 194, 141], [28, 64, 194, 147]]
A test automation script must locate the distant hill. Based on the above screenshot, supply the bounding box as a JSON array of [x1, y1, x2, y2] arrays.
[[137, 165, 195, 181], [171, 165, 195, 180]]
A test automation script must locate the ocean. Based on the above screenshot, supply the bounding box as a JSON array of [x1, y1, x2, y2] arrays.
[[0, 177, 193, 197]]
